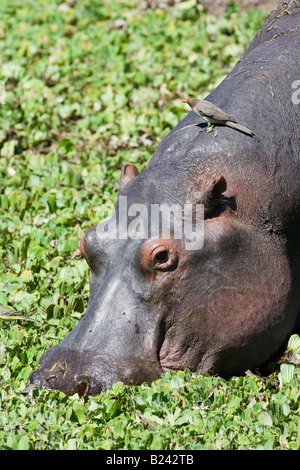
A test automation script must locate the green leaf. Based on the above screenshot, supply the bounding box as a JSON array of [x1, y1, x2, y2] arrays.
[[288, 334, 300, 354], [282, 403, 290, 417], [72, 402, 86, 425], [0, 341, 6, 364], [1, 140, 18, 158], [13, 434, 30, 450], [279, 363, 295, 387], [110, 381, 126, 396], [57, 139, 75, 156], [258, 411, 273, 427], [66, 438, 79, 450]]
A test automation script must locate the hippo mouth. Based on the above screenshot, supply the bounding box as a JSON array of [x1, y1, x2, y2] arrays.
[[65, 375, 94, 399]]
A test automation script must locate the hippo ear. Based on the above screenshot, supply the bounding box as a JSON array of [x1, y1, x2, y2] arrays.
[[190, 175, 227, 216], [119, 164, 140, 189]]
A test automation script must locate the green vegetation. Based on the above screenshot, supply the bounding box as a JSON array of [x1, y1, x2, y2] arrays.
[[1, 362, 300, 450], [0, 0, 299, 450]]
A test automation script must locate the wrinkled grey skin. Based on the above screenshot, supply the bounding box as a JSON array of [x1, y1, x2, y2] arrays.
[[30, 1, 300, 397]]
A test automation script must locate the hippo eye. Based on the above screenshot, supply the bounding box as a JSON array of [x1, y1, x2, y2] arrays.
[[154, 250, 169, 264], [151, 247, 178, 271], [138, 241, 179, 273]]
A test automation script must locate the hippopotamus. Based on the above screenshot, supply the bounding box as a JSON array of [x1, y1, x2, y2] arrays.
[[30, 0, 300, 397]]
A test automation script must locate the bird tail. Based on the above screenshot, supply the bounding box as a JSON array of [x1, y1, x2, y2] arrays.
[[226, 121, 254, 136]]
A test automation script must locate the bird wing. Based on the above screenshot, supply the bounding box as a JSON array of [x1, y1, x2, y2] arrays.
[[197, 101, 236, 122], [0, 304, 39, 322]]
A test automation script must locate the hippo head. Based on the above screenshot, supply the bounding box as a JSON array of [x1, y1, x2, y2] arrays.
[[30, 147, 295, 397]]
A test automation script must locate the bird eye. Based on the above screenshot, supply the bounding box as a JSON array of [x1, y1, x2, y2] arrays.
[[189, 99, 192, 103]]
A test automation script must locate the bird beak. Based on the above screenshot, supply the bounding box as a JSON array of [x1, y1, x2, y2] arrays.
[[182, 100, 188, 103]]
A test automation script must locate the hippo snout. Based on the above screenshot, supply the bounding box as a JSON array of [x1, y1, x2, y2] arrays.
[[29, 347, 106, 397], [30, 364, 105, 398], [29, 335, 164, 397], [31, 371, 94, 398]]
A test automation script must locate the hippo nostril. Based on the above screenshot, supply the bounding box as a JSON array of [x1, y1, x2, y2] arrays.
[[66, 375, 91, 399]]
